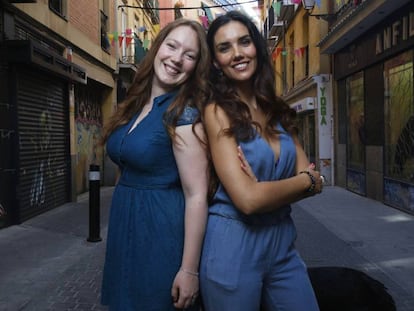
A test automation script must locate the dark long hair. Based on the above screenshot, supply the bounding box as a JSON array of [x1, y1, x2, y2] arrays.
[[102, 18, 211, 144], [204, 11, 296, 200], [206, 11, 296, 141]]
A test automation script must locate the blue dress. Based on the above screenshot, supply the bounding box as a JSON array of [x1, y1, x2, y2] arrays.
[[101, 92, 199, 311], [200, 125, 319, 311]]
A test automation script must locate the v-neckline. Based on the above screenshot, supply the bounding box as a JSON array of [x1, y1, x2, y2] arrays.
[[255, 124, 284, 166], [127, 104, 152, 135], [125, 90, 179, 135]]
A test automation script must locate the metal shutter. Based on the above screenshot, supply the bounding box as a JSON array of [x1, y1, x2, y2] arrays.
[[16, 69, 70, 221]]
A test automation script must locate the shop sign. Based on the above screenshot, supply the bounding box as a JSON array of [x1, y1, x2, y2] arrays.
[[319, 87, 327, 126], [376, 10, 414, 55], [289, 97, 315, 113], [315, 74, 333, 159]]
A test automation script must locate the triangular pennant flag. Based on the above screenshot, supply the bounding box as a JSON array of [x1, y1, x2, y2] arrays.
[[125, 36, 133, 48], [153, 24, 160, 34], [143, 39, 150, 49], [118, 35, 124, 47], [300, 47, 306, 57], [107, 33, 114, 46], [272, 47, 283, 60], [199, 15, 209, 28], [273, 2, 281, 17]]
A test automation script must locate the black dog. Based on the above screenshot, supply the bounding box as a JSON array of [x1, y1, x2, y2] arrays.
[[307, 267, 396, 311]]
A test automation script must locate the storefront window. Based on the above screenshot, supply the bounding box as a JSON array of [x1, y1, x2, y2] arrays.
[[384, 51, 414, 182], [346, 71, 366, 194], [297, 113, 315, 165], [384, 51, 414, 212]]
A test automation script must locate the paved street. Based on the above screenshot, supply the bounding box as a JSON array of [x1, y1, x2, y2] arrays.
[[0, 186, 413, 311]]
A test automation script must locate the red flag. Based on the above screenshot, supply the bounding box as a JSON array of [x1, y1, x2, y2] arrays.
[[125, 36, 133, 48], [272, 47, 283, 60], [199, 15, 209, 28]]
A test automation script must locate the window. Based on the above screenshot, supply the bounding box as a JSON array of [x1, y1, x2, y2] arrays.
[[100, 0, 110, 52], [100, 10, 110, 51], [49, 0, 66, 17], [384, 51, 414, 182], [346, 71, 366, 194]]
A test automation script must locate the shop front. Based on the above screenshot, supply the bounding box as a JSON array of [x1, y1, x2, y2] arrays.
[[0, 39, 87, 225], [288, 74, 334, 186], [333, 2, 414, 213]]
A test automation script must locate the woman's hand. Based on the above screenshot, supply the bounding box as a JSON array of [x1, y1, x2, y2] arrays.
[[171, 269, 199, 309], [239, 145, 324, 196], [238, 146, 258, 182], [302, 163, 324, 196]]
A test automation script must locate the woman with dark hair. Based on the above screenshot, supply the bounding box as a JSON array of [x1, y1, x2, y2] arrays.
[[100, 18, 210, 310], [200, 11, 322, 311]]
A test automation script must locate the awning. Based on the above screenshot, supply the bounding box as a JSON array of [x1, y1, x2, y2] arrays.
[[0, 40, 87, 84], [289, 97, 315, 113]]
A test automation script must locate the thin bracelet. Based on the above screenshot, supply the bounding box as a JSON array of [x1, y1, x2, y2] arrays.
[[180, 267, 199, 277], [299, 170, 316, 193]]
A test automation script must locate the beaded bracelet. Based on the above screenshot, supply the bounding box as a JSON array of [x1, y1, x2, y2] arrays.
[[299, 170, 316, 193], [180, 267, 199, 277]]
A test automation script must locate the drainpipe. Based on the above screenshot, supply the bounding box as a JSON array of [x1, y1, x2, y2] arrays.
[[113, 0, 119, 75]]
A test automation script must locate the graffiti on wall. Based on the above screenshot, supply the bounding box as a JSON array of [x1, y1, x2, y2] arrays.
[[75, 85, 103, 194], [29, 109, 52, 207], [0, 203, 6, 227]]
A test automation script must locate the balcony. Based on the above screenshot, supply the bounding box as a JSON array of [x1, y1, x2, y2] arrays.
[[143, 0, 160, 25], [268, 1, 295, 41], [119, 35, 147, 66]]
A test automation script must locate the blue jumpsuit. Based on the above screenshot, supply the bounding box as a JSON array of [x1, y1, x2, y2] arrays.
[[200, 125, 319, 311], [101, 92, 200, 311]]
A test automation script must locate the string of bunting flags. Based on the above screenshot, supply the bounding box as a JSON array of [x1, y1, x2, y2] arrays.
[[272, 46, 307, 60], [106, 24, 160, 49]]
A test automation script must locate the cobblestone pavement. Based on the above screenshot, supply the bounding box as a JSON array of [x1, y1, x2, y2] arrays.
[[1, 186, 413, 311]]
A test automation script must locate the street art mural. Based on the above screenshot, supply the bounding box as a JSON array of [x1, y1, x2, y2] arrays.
[[29, 109, 52, 207], [19, 84, 68, 213], [75, 85, 103, 194]]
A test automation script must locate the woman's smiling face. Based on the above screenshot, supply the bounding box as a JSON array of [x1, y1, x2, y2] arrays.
[[153, 25, 199, 92], [213, 20, 257, 83]]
